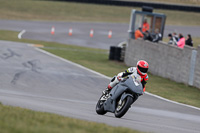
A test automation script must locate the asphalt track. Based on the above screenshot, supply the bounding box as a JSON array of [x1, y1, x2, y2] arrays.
[[0, 20, 200, 49], [0, 40, 200, 133]]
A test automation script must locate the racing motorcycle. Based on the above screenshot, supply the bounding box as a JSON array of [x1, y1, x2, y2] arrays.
[[96, 74, 143, 118]]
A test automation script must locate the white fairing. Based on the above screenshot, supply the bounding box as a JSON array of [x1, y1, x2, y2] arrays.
[[109, 76, 120, 88], [127, 67, 141, 86], [117, 72, 123, 77], [109, 67, 138, 88], [131, 73, 141, 86], [127, 67, 137, 73]]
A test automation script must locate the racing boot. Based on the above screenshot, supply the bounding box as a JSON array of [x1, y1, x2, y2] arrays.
[[102, 84, 112, 96], [102, 88, 110, 95]]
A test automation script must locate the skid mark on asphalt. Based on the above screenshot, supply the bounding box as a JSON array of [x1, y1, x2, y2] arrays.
[[11, 71, 27, 84], [0, 48, 21, 59], [23, 59, 42, 73], [11, 60, 42, 84]]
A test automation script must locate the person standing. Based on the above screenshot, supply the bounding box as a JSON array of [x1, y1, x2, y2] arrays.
[[168, 34, 173, 44], [173, 32, 179, 42], [152, 29, 162, 43], [185, 34, 193, 47], [168, 33, 177, 45], [177, 33, 185, 49], [142, 19, 150, 33]]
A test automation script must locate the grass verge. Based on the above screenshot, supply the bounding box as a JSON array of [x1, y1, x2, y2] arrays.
[[0, 30, 200, 108], [0, 103, 142, 133], [1, 0, 200, 26]]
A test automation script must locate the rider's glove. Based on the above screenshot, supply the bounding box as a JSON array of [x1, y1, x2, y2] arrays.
[[117, 76, 122, 81]]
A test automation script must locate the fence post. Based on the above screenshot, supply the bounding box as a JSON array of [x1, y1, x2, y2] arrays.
[[189, 50, 197, 86]]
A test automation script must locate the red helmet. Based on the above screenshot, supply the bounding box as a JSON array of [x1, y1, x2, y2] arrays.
[[136, 60, 149, 76]]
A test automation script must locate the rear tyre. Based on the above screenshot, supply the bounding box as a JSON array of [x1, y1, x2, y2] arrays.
[[114, 96, 133, 118], [96, 95, 107, 115]]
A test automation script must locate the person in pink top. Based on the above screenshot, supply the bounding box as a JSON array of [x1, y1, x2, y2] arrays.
[[177, 34, 185, 49]]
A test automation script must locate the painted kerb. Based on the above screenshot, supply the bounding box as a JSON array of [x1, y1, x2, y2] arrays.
[[124, 39, 200, 88]]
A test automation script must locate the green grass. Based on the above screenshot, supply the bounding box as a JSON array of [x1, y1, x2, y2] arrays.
[[43, 46, 127, 76], [0, 30, 200, 108], [0, 102, 142, 133], [1, 0, 200, 25]]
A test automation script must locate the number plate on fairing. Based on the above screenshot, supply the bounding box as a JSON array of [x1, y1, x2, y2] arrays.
[[131, 74, 141, 86]]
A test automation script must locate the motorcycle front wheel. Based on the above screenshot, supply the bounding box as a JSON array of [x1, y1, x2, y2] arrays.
[[115, 96, 133, 118], [96, 95, 107, 115]]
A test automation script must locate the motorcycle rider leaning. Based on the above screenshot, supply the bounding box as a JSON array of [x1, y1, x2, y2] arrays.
[[103, 60, 149, 95]]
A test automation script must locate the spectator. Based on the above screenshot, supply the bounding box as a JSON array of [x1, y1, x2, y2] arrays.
[[168, 33, 173, 44], [135, 27, 144, 40], [177, 33, 185, 49], [172, 32, 179, 42], [185, 34, 193, 47], [168, 33, 177, 45], [144, 30, 153, 41], [152, 29, 162, 43], [142, 19, 149, 32]]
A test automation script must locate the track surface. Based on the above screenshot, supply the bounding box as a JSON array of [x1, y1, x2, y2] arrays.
[[0, 20, 200, 49], [0, 40, 200, 133]]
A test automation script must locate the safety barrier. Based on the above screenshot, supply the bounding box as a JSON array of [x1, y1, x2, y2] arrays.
[[124, 39, 200, 89]]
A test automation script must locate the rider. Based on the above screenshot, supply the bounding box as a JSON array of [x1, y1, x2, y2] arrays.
[[103, 60, 149, 95]]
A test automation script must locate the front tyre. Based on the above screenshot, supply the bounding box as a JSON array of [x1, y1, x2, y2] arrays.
[[96, 95, 107, 115], [115, 96, 133, 118]]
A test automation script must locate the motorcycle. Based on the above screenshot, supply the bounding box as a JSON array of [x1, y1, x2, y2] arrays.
[[96, 73, 143, 118]]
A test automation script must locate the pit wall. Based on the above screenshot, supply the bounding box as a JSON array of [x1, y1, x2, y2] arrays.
[[125, 39, 200, 88]]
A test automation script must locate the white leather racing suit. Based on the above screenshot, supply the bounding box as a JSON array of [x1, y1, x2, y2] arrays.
[[107, 67, 148, 92]]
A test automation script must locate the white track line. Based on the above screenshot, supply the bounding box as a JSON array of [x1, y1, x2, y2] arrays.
[[145, 92, 200, 111], [34, 46, 200, 111], [18, 30, 26, 39], [35, 47, 110, 80]]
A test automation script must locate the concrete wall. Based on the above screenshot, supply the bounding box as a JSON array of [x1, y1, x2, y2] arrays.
[[194, 46, 200, 88], [125, 39, 200, 88]]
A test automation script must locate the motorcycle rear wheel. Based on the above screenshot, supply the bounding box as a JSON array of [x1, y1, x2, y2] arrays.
[[114, 96, 133, 118], [96, 95, 107, 115]]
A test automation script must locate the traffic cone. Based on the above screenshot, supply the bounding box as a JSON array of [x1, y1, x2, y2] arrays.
[[108, 30, 112, 38], [69, 28, 73, 36], [90, 29, 94, 38], [51, 26, 55, 35]]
